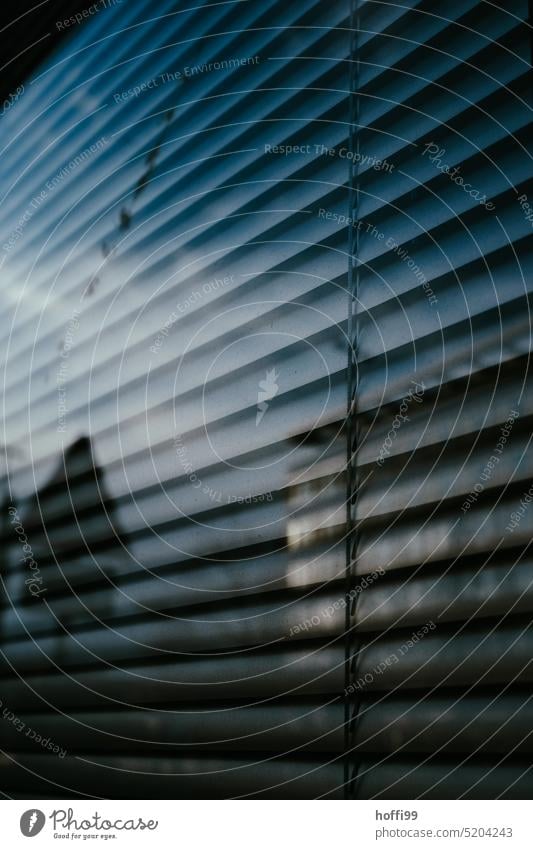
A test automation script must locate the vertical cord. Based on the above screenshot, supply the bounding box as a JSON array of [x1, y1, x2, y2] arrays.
[[344, 0, 360, 800], [529, 0, 533, 76], [529, 0, 533, 63]]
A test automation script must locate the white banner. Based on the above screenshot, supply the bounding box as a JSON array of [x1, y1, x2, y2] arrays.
[[2, 800, 532, 848]]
